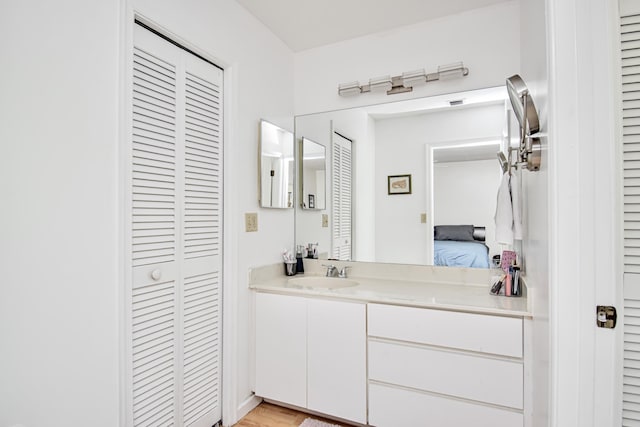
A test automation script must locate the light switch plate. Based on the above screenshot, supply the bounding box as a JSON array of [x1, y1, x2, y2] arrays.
[[322, 214, 328, 228], [420, 213, 427, 223], [245, 212, 258, 232]]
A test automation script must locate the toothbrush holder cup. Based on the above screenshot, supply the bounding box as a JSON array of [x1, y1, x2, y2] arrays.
[[284, 261, 297, 276]]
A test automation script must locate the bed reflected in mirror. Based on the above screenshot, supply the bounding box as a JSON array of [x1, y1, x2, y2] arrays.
[[431, 139, 503, 268]]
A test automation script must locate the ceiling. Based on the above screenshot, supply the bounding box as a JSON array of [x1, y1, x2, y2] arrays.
[[365, 86, 506, 119], [366, 86, 508, 163], [236, 0, 510, 52]]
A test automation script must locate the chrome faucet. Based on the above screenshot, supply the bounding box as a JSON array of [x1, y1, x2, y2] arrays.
[[338, 266, 351, 278], [322, 264, 351, 278], [322, 264, 338, 277]]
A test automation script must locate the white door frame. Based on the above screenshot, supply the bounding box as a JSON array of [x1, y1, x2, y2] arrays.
[[119, 6, 241, 426], [546, 0, 622, 425], [424, 136, 503, 267]]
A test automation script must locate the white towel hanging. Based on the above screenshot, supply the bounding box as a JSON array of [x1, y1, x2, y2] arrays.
[[495, 171, 522, 245], [510, 172, 523, 241]]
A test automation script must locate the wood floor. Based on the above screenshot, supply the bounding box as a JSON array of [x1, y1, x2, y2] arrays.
[[233, 402, 346, 427]]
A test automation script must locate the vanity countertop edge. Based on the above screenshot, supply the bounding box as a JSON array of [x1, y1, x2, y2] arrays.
[[249, 262, 532, 318]]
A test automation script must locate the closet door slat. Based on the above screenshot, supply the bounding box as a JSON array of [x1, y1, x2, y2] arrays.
[[331, 132, 352, 261], [183, 70, 221, 261], [182, 270, 220, 426], [132, 46, 177, 268], [180, 58, 223, 427], [621, 6, 640, 425]]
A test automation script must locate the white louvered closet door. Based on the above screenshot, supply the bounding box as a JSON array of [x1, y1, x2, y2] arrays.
[[130, 24, 222, 427], [331, 132, 352, 261], [622, 1, 640, 425]]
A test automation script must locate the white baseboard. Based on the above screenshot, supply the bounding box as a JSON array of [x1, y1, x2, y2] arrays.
[[231, 394, 262, 425]]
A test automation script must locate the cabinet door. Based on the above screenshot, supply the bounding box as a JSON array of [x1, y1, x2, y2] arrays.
[[307, 299, 366, 424], [255, 293, 307, 408]]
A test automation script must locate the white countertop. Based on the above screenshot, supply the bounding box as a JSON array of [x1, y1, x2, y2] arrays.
[[250, 273, 531, 318]]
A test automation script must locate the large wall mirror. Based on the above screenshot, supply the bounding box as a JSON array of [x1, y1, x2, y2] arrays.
[[295, 86, 519, 268], [259, 120, 294, 209]]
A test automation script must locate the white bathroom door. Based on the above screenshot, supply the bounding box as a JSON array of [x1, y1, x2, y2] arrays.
[[129, 23, 223, 427]]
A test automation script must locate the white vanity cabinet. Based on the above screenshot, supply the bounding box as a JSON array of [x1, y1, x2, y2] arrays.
[[255, 292, 307, 408], [367, 303, 524, 427], [254, 292, 367, 424]]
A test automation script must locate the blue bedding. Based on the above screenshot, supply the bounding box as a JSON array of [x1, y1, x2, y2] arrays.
[[434, 240, 490, 268]]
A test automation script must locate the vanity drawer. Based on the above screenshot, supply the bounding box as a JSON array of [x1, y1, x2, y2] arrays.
[[368, 383, 523, 427], [368, 340, 523, 409], [367, 303, 522, 357]]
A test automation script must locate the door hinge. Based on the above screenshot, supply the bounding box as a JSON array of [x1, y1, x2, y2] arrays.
[[596, 305, 617, 329]]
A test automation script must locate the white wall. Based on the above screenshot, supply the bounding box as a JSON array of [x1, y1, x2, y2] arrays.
[[0, 2, 121, 427], [374, 104, 504, 264], [0, 1, 294, 425], [518, 0, 550, 425], [294, 1, 520, 115], [434, 160, 502, 257]]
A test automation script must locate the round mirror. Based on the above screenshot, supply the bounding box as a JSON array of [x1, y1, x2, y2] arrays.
[[506, 74, 539, 135]]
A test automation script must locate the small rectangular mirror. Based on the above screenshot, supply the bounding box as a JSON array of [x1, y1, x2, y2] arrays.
[[259, 120, 294, 209], [301, 137, 326, 210]]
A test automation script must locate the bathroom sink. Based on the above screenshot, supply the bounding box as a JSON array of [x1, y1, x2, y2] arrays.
[[287, 276, 359, 290]]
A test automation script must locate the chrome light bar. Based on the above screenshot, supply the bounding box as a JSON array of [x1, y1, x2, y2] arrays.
[[338, 62, 469, 97]]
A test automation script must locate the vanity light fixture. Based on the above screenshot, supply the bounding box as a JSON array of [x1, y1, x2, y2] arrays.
[[401, 69, 428, 88], [337, 81, 362, 96], [369, 75, 393, 92], [338, 62, 469, 97], [436, 62, 468, 80]]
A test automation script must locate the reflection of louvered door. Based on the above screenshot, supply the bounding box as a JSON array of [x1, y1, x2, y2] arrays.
[[331, 132, 352, 261], [130, 24, 222, 427], [622, 1, 640, 425]]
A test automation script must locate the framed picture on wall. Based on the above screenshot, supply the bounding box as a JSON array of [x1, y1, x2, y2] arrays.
[[308, 194, 315, 208], [388, 174, 412, 195]]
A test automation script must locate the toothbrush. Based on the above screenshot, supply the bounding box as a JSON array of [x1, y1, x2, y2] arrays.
[[282, 249, 294, 262]]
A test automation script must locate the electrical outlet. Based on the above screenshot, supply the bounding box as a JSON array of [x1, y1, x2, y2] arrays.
[[245, 212, 258, 232], [322, 214, 329, 228], [420, 213, 427, 224]]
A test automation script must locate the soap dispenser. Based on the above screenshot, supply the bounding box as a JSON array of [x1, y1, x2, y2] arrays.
[[295, 245, 305, 274]]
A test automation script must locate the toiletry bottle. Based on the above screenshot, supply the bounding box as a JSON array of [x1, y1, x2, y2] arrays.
[[296, 245, 305, 274], [307, 243, 315, 259]]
